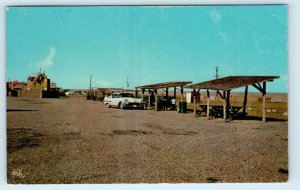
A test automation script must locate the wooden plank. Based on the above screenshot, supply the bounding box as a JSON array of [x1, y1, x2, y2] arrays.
[[252, 83, 264, 93], [185, 76, 279, 91], [258, 83, 263, 90], [217, 90, 224, 99], [242, 86, 248, 114], [136, 81, 192, 89]]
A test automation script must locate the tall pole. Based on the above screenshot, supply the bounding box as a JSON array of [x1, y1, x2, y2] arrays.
[[89, 74, 92, 96], [89, 75, 92, 90], [126, 77, 129, 90], [215, 67, 219, 98], [87, 74, 92, 99], [215, 66, 219, 79]]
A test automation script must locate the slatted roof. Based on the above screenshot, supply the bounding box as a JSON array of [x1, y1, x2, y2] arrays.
[[185, 76, 279, 91], [136, 81, 193, 89]]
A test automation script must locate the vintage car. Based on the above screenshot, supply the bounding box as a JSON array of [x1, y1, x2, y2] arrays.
[[103, 93, 145, 109]]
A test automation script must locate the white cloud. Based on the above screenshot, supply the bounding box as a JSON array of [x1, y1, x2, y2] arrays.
[[209, 9, 222, 24], [96, 80, 112, 87], [37, 47, 56, 69], [209, 9, 229, 43], [268, 12, 283, 25]]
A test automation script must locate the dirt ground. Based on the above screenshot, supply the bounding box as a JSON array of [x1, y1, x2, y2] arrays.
[[6, 95, 288, 184]]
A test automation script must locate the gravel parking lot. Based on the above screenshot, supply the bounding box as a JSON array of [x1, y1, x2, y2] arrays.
[[7, 96, 288, 183]]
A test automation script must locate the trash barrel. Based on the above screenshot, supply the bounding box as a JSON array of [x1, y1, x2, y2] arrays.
[[179, 102, 187, 113]]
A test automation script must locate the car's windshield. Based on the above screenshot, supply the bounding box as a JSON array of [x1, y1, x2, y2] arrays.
[[121, 93, 134, 97]]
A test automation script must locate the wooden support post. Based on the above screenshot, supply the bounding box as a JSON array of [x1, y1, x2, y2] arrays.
[[226, 90, 231, 120], [197, 89, 201, 103], [242, 86, 248, 115], [206, 90, 210, 119], [166, 88, 169, 98], [135, 88, 138, 98], [148, 89, 151, 110], [262, 82, 267, 122], [154, 89, 158, 111], [141, 89, 145, 101], [180, 86, 183, 102], [223, 91, 227, 121], [217, 90, 224, 99], [193, 89, 196, 117], [174, 87, 176, 99]]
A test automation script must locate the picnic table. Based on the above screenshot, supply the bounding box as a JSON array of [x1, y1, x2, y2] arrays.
[[199, 105, 243, 118]]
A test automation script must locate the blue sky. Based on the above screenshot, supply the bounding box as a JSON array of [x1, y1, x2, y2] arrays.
[[6, 5, 287, 92]]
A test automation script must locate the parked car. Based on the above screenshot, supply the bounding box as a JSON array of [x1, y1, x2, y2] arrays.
[[103, 93, 145, 109], [65, 91, 71, 96]]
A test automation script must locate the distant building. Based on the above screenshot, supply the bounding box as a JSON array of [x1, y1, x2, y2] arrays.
[[7, 81, 28, 96], [27, 72, 50, 91], [7, 72, 59, 98]]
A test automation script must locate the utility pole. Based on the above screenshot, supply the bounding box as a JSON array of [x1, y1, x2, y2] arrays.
[[214, 66, 219, 79], [87, 74, 92, 100], [89, 74, 92, 90], [126, 77, 130, 89], [214, 67, 219, 97]]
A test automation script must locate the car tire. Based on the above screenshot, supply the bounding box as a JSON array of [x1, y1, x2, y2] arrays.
[[106, 103, 111, 108], [118, 102, 124, 109]]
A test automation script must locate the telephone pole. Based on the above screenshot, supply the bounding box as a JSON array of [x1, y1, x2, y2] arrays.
[[89, 74, 92, 91], [214, 67, 219, 97], [214, 66, 219, 79], [126, 77, 130, 89]]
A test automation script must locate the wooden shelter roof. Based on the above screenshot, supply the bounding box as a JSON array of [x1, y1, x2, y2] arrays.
[[185, 76, 279, 91], [136, 81, 193, 89]]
